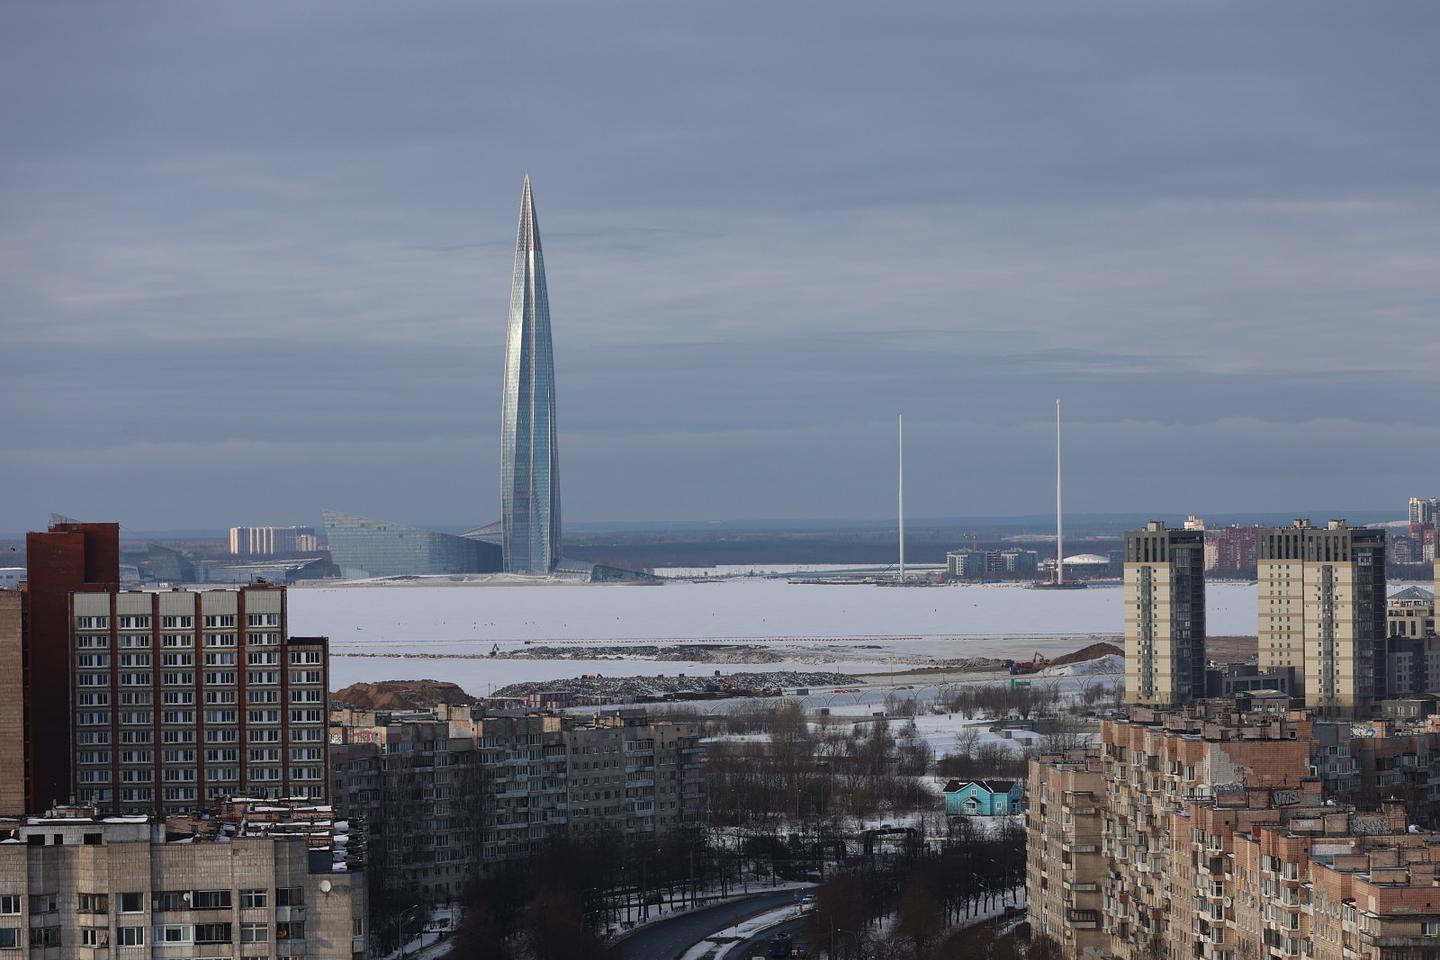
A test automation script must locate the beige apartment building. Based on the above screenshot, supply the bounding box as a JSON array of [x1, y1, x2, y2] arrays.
[[1123, 521, 1207, 706], [1258, 520, 1387, 716], [0, 806, 365, 960], [70, 585, 328, 816], [1026, 750, 1106, 959], [1029, 700, 1440, 960]]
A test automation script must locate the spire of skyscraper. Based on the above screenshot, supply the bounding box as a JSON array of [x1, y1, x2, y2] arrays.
[[500, 175, 562, 573]]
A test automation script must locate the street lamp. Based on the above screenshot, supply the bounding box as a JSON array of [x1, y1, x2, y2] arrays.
[[831, 926, 863, 959]]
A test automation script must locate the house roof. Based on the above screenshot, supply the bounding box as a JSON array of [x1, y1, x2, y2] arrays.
[[943, 779, 1019, 794], [1390, 586, 1435, 602]]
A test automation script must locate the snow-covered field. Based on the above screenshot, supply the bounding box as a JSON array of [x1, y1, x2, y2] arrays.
[[292, 578, 1261, 693]]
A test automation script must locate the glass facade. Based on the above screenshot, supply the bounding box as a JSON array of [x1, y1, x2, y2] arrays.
[[322, 511, 502, 579], [500, 175, 562, 573]]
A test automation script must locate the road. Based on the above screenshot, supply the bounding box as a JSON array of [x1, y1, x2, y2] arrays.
[[727, 914, 809, 959], [612, 890, 809, 960]]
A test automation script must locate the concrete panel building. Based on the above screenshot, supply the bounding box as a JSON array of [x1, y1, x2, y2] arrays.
[[328, 706, 706, 905], [1123, 521, 1206, 706], [0, 805, 365, 960]]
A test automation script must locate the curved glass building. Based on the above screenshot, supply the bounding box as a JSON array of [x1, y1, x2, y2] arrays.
[[322, 510, 502, 579], [500, 175, 562, 573]]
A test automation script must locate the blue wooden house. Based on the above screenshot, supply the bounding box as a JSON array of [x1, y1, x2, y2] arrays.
[[943, 779, 1025, 816]]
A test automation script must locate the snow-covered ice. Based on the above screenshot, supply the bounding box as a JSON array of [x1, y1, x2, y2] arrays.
[[292, 579, 1260, 692]]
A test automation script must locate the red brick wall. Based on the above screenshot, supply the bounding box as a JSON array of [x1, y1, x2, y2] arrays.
[[23, 523, 118, 812]]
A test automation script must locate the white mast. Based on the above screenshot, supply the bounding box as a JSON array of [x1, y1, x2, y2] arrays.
[[1055, 399, 1063, 586], [898, 414, 906, 582]]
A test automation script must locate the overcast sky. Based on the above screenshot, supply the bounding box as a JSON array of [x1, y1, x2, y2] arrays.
[[3, 2, 1438, 533]]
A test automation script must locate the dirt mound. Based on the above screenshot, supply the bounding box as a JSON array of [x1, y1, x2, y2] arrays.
[[332, 679, 476, 710], [1048, 642, 1123, 668]]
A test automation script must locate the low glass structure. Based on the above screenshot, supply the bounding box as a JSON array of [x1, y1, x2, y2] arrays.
[[322, 510, 502, 579]]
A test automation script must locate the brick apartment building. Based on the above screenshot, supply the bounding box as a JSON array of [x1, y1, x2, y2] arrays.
[[0, 522, 120, 815], [68, 584, 329, 816], [1029, 700, 1440, 960]]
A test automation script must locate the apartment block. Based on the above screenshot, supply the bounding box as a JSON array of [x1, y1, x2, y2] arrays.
[[1124, 521, 1206, 706], [70, 585, 328, 815], [1027, 699, 1440, 960], [0, 590, 24, 816], [1204, 524, 1261, 576], [565, 710, 707, 836], [22, 522, 121, 813], [1387, 587, 1435, 641], [0, 804, 365, 960], [1026, 750, 1106, 958], [328, 706, 706, 904], [1410, 497, 1440, 528], [229, 527, 319, 557], [1259, 519, 1387, 715]]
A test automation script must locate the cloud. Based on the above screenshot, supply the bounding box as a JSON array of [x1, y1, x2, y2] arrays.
[[1, 1, 1438, 528]]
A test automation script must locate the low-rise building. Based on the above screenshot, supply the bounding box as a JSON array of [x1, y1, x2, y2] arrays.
[[943, 779, 1025, 816]]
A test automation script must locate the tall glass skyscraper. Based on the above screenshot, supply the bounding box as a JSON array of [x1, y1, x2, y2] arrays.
[[500, 175, 561, 573]]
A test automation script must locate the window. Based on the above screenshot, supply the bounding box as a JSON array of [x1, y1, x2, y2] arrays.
[[119, 893, 144, 914], [29, 927, 61, 949], [154, 892, 186, 912], [81, 928, 109, 947], [194, 924, 231, 944], [240, 890, 267, 909], [275, 888, 304, 907], [0, 897, 17, 915], [159, 925, 192, 944], [1424, 922, 1439, 937], [240, 923, 269, 943], [116, 927, 144, 947], [78, 894, 108, 914], [0, 928, 18, 949], [191, 891, 231, 910], [29, 895, 57, 915], [275, 922, 304, 941]]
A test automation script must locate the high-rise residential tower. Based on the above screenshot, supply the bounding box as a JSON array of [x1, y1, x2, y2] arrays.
[[500, 175, 561, 574], [1123, 520, 1207, 705], [1258, 519, 1387, 716], [69, 583, 329, 816]]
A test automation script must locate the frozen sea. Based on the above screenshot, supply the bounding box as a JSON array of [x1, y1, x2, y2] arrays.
[[291, 578, 1262, 694]]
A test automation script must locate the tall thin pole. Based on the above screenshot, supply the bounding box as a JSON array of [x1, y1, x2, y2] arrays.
[[898, 414, 905, 582], [1055, 399, 1063, 586]]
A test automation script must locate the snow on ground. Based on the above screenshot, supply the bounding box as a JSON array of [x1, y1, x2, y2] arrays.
[[679, 903, 813, 960], [296, 578, 1258, 692]]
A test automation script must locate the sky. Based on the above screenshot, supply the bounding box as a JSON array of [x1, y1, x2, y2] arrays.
[[2, 2, 1438, 533]]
